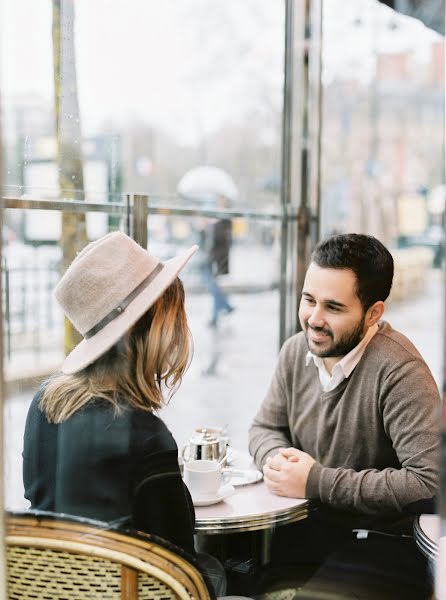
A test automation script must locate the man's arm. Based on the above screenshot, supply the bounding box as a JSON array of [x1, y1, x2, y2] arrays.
[[265, 359, 440, 514], [249, 337, 298, 469]]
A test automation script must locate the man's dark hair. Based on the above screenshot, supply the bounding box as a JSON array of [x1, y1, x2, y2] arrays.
[[311, 233, 394, 310]]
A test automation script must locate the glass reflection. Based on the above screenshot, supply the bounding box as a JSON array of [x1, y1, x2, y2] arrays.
[[3, 210, 128, 511], [1, 0, 444, 596], [158, 214, 280, 455], [321, 0, 444, 385], [2, 0, 284, 210], [2, 0, 285, 520]]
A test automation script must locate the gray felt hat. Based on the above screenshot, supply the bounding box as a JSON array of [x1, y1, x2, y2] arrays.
[[54, 231, 197, 374]]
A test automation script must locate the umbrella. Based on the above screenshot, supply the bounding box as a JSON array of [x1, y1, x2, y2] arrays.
[[177, 166, 239, 203]]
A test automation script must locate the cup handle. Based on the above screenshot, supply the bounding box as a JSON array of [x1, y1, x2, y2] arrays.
[[221, 468, 232, 486], [182, 444, 190, 463]]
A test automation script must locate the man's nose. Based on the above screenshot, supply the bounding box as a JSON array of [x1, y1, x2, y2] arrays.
[[307, 306, 325, 328]]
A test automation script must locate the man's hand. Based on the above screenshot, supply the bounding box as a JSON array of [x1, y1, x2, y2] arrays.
[[263, 447, 316, 498]]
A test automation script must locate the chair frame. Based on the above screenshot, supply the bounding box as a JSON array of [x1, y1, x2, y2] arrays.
[[7, 511, 214, 599]]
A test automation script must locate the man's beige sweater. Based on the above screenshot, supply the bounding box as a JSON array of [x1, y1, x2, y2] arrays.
[[249, 321, 440, 515]]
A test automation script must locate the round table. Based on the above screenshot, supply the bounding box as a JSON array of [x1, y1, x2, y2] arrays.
[[413, 514, 446, 598], [414, 514, 439, 561], [195, 480, 309, 533], [194, 480, 309, 564]]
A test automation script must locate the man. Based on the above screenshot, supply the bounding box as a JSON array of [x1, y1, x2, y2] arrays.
[[249, 234, 439, 598]]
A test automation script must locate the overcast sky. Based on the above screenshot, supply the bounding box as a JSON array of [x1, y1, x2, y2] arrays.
[[1, 0, 441, 143]]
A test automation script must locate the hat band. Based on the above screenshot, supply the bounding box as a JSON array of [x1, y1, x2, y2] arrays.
[[84, 263, 164, 339]]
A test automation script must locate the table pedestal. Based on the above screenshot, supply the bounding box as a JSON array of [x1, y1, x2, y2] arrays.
[[193, 482, 309, 595], [194, 481, 308, 569]]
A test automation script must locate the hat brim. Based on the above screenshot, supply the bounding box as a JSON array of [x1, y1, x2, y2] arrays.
[[61, 245, 198, 375]]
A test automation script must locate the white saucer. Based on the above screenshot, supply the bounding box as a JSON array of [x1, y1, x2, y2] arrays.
[[192, 484, 235, 507], [225, 468, 263, 487]]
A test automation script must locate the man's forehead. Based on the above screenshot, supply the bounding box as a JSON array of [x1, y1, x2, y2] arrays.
[[303, 264, 358, 301]]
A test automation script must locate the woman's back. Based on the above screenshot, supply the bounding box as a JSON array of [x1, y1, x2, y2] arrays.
[[23, 387, 195, 553], [21, 233, 228, 595]]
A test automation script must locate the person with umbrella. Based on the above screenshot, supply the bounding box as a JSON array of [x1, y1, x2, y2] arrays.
[[201, 195, 235, 328]]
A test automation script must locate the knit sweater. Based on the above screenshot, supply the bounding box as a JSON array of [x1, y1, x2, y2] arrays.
[[249, 321, 440, 516]]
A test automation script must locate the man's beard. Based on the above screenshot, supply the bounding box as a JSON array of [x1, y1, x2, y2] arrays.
[[304, 314, 366, 358]]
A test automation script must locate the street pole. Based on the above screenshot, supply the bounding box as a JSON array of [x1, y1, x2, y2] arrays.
[[279, 0, 323, 347]]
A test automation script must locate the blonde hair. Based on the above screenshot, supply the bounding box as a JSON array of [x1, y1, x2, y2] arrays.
[[40, 278, 191, 423]]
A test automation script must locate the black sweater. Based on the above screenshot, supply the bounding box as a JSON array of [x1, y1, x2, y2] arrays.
[[23, 389, 195, 554]]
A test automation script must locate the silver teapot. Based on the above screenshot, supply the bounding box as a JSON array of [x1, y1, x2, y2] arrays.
[[182, 429, 228, 462]]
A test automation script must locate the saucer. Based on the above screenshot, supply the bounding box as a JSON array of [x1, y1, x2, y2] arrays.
[[192, 484, 235, 507], [225, 468, 263, 487]]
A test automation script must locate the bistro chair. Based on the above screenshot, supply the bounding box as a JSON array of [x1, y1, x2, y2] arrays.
[[6, 510, 215, 600]]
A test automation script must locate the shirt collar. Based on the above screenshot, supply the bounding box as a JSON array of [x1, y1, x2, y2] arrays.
[[305, 323, 379, 377]]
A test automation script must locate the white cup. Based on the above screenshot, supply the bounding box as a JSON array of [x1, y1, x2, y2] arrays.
[[183, 459, 229, 498]]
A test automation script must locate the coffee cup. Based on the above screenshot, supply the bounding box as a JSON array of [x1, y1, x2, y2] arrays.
[[183, 459, 230, 498]]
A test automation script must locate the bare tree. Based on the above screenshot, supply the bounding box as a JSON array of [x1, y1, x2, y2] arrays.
[[52, 0, 87, 355]]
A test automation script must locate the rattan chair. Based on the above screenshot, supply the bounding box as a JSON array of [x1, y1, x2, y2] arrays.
[[6, 510, 215, 600]]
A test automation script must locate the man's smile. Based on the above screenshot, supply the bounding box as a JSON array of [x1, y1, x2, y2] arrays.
[[306, 326, 332, 343]]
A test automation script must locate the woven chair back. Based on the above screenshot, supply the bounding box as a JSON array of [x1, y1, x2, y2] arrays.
[[6, 512, 212, 600]]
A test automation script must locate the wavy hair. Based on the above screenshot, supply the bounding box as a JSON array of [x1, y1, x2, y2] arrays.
[[40, 277, 191, 423]]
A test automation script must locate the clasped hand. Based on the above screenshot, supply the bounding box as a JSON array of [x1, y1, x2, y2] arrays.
[[263, 447, 315, 498]]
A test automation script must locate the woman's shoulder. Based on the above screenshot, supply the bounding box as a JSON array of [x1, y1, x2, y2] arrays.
[[128, 408, 178, 453], [127, 406, 168, 427], [27, 383, 50, 418], [72, 401, 178, 454]]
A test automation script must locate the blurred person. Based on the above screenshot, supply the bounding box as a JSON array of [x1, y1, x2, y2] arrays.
[[201, 196, 235, 328], [249, 233, 439, 599], [23, 232, 226, 595]]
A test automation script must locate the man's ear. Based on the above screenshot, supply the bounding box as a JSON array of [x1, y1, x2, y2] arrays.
[[365, 301, 385, 327]]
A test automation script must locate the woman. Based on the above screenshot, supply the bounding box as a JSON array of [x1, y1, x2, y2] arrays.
[[23, 231, 198, 553]]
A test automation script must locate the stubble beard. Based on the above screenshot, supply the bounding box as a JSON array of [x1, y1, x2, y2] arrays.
[[304, 314, 366, 358]]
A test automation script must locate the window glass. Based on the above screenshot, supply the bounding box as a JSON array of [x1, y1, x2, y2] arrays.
[[1, 0, 285, 514], [154, 214, 280, 453], [2, 0, 284, 209], [3, 209, 128, 510], [321, 0, 445, 384]]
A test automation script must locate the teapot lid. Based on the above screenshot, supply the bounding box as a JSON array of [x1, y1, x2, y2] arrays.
[[190, 430, 219, 445]]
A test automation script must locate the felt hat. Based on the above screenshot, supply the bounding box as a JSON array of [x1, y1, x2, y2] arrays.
[[54, 231, 197, 374]]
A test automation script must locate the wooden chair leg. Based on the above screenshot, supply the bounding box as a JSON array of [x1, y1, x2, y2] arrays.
[[121, 565, 138, 600]]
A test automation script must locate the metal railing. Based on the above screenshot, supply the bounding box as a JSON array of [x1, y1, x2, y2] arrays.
[[3, 260, 61, 361], [0, 193, 296, 220], [0, 194, 298, 361]]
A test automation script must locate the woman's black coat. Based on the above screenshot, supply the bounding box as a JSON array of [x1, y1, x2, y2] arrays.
[[23, 389, 196, 555]]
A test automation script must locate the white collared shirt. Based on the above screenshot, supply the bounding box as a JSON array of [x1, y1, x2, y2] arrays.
[[305, 323, 379, 392]]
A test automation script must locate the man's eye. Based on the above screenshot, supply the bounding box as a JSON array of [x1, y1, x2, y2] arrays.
[[327, 305, 339, 312]]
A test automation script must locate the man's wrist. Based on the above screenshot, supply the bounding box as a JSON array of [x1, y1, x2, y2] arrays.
[[305, 461, 323, 499], [256, 445, 287, 469]]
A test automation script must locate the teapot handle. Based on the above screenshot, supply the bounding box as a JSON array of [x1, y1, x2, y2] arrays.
[[182, 444, 191, 463]]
